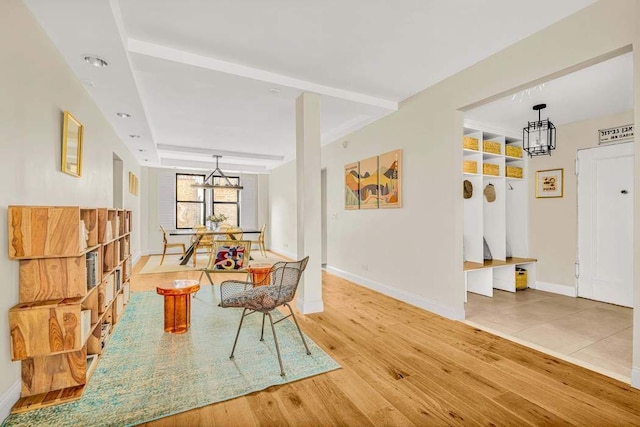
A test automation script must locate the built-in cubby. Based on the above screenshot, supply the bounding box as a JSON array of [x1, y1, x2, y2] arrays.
[[7, 205, 133, 414], [462, 122, 535, 297]]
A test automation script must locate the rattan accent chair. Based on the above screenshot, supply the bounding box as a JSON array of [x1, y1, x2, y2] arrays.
[[159, 225, 186, 265], [219, 256, 311, 376]]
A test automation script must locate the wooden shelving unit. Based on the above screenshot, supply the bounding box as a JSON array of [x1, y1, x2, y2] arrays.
[[7, 205, 133, 414]]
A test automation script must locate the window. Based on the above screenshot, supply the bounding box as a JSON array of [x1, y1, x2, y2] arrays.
[[176, 174, 205, 229], [212, 176, 240, 226]]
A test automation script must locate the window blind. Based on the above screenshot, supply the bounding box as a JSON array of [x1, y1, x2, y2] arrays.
[[240, 174, 257, 230], [158, 170, 176, 230]]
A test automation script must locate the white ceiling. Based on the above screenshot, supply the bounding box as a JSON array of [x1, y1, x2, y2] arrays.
[[466, 52, 634, 134], [23, 0, 599, 172]]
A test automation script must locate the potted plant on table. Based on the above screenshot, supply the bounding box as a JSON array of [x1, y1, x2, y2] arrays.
[[206, 213, 227, 230]]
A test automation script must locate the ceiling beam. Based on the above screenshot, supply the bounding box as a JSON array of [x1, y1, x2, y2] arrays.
[[160, 158, 268, 173], [156, 144, 284, 161], [127, 38, 398, 111]]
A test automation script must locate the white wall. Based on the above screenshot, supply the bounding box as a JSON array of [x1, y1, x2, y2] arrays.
[[529, 110, 634, 291], [269, 160, 298, 258], [0, 0, 141, 418], [257, 174, 271, 249], [270, 0, 640, 381]]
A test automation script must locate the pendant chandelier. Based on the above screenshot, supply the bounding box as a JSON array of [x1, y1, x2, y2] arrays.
[[191, 155, 243, 190], [523, 103, 556, 157]]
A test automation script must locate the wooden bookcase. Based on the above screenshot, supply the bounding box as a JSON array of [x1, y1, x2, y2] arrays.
[[7, 205, 133, 413]]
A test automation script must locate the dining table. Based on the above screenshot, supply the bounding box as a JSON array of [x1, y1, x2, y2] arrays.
[[170, 229, 261, 265]]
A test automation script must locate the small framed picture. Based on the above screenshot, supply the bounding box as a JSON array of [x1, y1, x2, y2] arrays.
[[62, 111, 83, 177], [536, 168, 564, 198]]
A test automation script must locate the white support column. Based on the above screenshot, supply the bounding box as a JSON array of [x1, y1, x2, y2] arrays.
[[295, 92, 324, 314]]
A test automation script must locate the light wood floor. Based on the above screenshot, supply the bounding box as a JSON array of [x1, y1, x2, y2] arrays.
[[132, 256, 640, 426]]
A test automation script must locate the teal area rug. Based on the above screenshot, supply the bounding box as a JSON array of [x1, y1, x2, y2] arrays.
[[3, 289, 340, 427]]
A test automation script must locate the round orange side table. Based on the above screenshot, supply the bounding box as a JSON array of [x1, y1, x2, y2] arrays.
[[156, 279, 200, 333], [246, 263, 272, 286]]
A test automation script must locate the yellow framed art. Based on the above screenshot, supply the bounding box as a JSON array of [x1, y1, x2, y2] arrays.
[[62, 111, 83, 177], [129, 172, 139, 196]]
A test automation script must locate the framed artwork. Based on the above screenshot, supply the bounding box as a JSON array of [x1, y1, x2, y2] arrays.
[[344, 162, 360, 210], [536, 168, 564, 198], [378, 149, 402, 208], [359, 156, 379, 209], [129, 172, 139, 196], [62, 111, 83, 177]]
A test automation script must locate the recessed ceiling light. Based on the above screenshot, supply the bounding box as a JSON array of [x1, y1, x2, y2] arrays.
[[269, 87, 281, 94], [83, 55, 108, 68], [129, 134, 140, 139], [144, 159, 149, 162], [116, 112, 131, 118], [138, 149, 145, 152]]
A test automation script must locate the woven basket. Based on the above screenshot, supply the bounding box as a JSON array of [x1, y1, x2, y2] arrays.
[[516, 268, 527, 290], [463, 136, 479, 151], [463, 160, 477, 174], [483, 141, 501, 155], [483, 163, 499, 176], [506, 166, 523, 179], [505, 145, 523, 158]]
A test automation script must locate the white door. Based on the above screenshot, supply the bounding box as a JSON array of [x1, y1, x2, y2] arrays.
[[577, 142, 633, 307]]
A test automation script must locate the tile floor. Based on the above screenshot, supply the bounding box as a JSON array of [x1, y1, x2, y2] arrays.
[[465, 288, 633, 382]]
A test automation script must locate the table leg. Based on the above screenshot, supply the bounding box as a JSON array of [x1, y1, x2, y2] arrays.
[[163, 294, 191, 333]]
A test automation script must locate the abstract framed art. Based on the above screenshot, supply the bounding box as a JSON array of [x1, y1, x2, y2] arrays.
[[358, 156, 379, 209], [344, 162, 360, 209], [378, 149, 402, 208]]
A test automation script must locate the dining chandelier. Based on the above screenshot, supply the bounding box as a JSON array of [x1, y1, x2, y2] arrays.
[[191, 155, 243, 190], [523, 103, 556, 157]]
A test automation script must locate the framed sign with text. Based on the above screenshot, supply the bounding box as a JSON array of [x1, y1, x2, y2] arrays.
[[599, 124, 634, 144]]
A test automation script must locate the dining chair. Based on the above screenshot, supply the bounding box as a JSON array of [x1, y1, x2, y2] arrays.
[[248, 224, 267, 257], [160, 225, 186, 265], [216, 223, 233, 240], [191, 225, 214, 267], [219, 256, 311, 377], [227, 226, 243, 240]]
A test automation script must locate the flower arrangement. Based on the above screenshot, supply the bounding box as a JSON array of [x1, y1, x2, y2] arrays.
[[206, 213, 227, 226]]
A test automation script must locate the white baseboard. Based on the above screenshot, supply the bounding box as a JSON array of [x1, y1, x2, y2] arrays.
[[296, 298, 324, 314], [326, 265, 464, 320], [632, 367, 640, 389], [269, 247, 297, 260], [0, 380, 20, 423], [532, 281, 577, 297]]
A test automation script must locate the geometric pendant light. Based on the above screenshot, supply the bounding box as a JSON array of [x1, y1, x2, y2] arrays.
[[190, 155, 243, 190], [523, 103, 556, 157]]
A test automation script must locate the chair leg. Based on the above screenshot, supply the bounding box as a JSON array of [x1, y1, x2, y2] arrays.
[[205, 271, 214, 285], [260, 313, 266, 341], [266, 312, 286, 377], [160, 246, 167, 265], [284, 303, 311, 355], [192, 249, 197, 267], [260, 241, 266, 257], [230, 308, 249, 360]]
